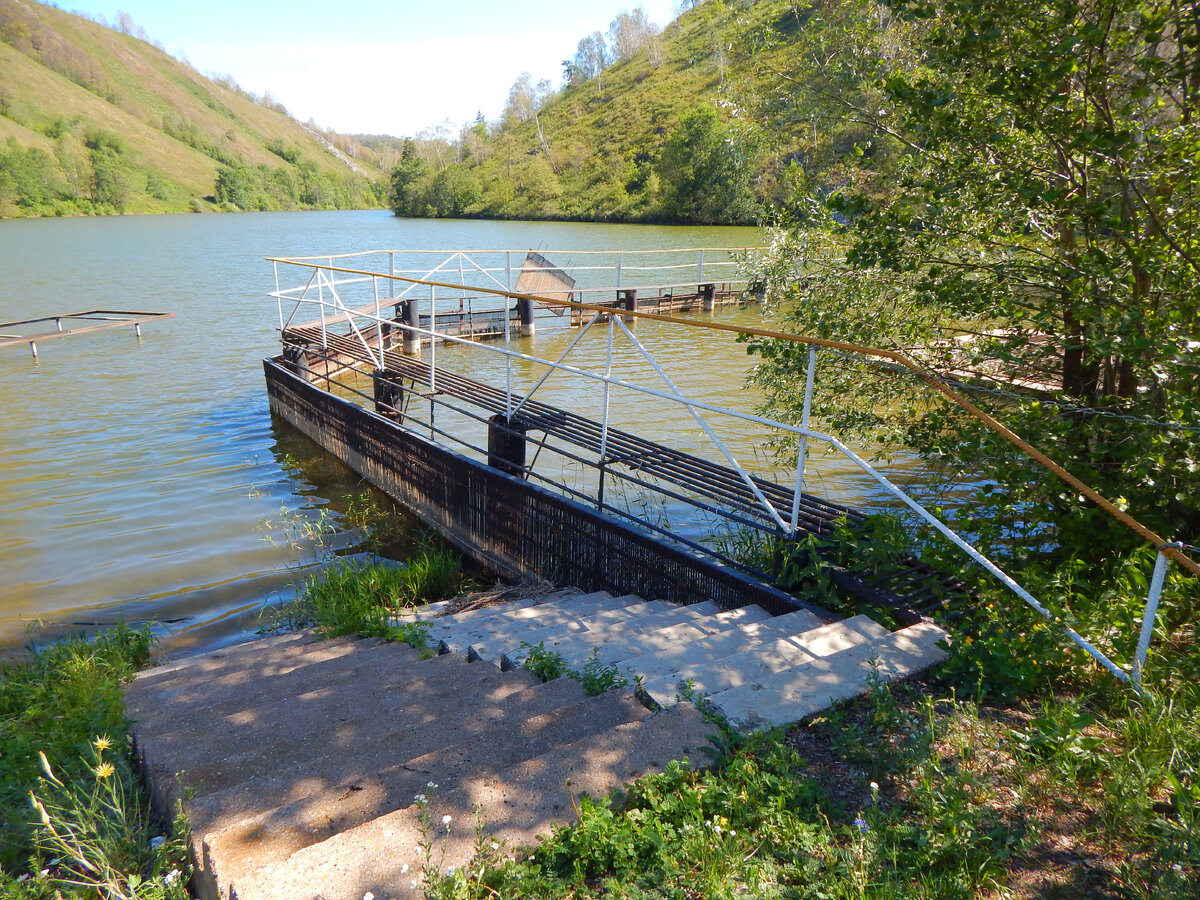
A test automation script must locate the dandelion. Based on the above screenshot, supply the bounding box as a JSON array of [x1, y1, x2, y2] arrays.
[[853, 818, 869, 833], [95, 761, 116, 780], [93, 735, 112, 752]]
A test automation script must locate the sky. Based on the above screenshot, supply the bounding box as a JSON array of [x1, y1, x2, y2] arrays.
[[63, 0, 680, 137]]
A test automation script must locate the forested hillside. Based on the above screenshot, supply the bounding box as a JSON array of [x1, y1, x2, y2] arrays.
[[0, 0, 391, 217], [388, 0, 876, 225]]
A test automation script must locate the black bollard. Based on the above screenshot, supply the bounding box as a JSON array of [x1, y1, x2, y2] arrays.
[[373, 369, 404, 420], [517, 297, 535, 336], [618, 288, 638, 323], [700, 282, 716, 312], [401, 300, 420, 355], [487, 414, 528, 478]]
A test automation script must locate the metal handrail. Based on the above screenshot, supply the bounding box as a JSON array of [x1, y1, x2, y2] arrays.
[[269, 254, 1196, 688]]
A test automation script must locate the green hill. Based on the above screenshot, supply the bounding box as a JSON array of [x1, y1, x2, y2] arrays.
[[387, 0, 870, 225], [0, 0, 388, 217]]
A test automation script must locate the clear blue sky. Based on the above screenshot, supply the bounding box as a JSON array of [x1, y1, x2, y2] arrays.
[[64, 1, 679, 136]]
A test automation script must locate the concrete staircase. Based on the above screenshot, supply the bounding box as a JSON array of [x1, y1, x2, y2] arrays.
[[125, 588, 946, 900]]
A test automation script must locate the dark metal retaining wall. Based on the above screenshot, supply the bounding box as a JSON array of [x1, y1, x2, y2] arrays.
[[264, 358, 831, 619]]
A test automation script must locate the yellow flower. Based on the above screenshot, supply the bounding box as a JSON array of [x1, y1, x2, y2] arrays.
[[95, 762, 116, 780], [93, 735, 112, 752]]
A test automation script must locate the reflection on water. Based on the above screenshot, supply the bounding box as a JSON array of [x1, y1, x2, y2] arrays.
[[0, 211, 781, 659]]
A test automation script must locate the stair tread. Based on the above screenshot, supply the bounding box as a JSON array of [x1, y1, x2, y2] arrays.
[[126, 637, 398, 725], [706, 622, 949, 731], [615, 608, 825, 684], [229, 703, 718, 900], [136, 655, 535, 800], [640, 614, 890, 707], [196, 687, 651, 887]]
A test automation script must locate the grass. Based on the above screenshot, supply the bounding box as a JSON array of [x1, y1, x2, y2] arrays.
[[522, 644, 630, 697], [264, 543, 468, 643], [418, 670, 1200, 899], [0, 625, 191, 897]]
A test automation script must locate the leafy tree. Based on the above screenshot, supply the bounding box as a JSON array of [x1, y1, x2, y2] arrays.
[[745, 0, 1200, 563], [657, 105, 757, 223], [388, 139, 428, 216], [609, 8, 659, 62]]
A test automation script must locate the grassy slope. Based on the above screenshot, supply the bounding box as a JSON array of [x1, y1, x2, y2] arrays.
[[0, 0, 384, 214], [457, 0, 797, 220]]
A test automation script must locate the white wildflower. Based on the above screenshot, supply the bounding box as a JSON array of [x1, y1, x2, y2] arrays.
[[441, 815, 453, 826], [413, 793, 426, 803], [164, 869, 181, 885], [363, 893, 375, 900], [401, 864, 409, 874], [445, 866, 456, 876]]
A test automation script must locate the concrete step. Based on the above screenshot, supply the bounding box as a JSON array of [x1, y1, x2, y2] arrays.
[[423, 590, 614, 636], [394, 587, 585, 627], [706, 621, 949, 731], [135, 654, 531, 805], [187, 675, 590, 844], [126, 637, 398, 725], [437, 595, 665, 656], [457, 597, 693, 662], [227, 702, 719, 900], [614, 608, 826, 685], [496, 601, 746, 671], [129, 629, 345, 692], [195, 687, 650, 892], [640, 615, 890, 708]]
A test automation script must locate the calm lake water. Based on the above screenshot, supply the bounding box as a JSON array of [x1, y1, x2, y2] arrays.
[[0, 210, 923, 660]]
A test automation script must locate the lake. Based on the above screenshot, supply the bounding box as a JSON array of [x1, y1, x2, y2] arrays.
[[0, 210, 918, 660]]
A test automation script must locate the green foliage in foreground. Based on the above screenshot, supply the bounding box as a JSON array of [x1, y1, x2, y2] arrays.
[[0, 626, 190, 896], [424, 671, 1200, 900]]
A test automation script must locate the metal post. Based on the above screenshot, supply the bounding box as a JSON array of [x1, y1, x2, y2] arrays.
[[1132, 549, 1174, 688], [791, 347, 818, 535], [318, 271, 328, 349], [505, 251, 513, 418], [598, 316, 615, 509], [274, 261, 284, 331], [616, 253, 623, 289], [697, 250, 704, 283], [700, 283, 716, 312], [29, 341, 37, 358], [134, 323, 142, 338], [55, 317, 63, 332], [373, 277, 383, 355], [429, 286, 436, 441]]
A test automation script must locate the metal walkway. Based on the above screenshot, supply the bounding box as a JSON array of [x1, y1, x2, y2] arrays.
[[283, 326, 966, 621]]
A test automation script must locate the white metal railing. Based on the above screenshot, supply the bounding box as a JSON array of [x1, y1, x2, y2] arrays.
[[267, 251, 1192, 691]]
